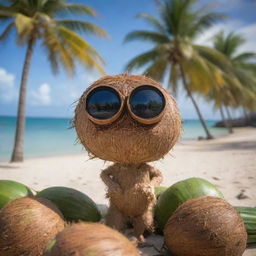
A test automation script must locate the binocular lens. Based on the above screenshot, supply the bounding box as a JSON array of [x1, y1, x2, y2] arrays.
[[86, 87, 121, 120], [129, 85, 165, 119]]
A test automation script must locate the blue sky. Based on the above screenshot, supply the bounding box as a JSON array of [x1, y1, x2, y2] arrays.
[[0, 0, 255, 120]]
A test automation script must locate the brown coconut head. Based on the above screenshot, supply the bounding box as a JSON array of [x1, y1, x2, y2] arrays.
[[0, 196, 65, 256], [164, 196, 247, 256], [74, 74, 181, 164], [44, 222, 140, 256]]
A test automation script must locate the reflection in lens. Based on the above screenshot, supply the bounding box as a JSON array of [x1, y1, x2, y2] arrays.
[[130, 85, 165, 119], [86, 87, 121, 120]]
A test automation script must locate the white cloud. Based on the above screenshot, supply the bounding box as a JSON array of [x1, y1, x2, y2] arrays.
[[195, 20, 256, 53], [30, 83, 51, 106], [0, 68, 17, 102]]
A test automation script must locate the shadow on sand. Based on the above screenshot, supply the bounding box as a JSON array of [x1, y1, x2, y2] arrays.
[[0, 164, 19, 169], [198, 141, 256, 152]]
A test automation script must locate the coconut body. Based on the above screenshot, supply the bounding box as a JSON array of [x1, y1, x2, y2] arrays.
[[0, 196, 65, 256], [44, 222, 140, 256], [74, 74, 181, 241], [101, 163, 162, 241], [164, 197, 247, 256], [74, 74, 181, 164]]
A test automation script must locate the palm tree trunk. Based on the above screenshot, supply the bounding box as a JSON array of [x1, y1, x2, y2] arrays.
[[11, 37, 36, 162], [242, 109, 249, 123], [220, 105, 233, 133], [219, 105, 225, 122], [224, 106, 233, 133], [179, 63, 213, 139]]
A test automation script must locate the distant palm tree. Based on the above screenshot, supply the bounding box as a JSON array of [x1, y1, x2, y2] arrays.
[[123, 0, 232, 139], [213, 31, 256, 114], [0, 0, 107, 162]]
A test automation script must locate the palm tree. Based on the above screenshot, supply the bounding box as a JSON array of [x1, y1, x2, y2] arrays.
[[123, 0, 235, 139], [0, 0, 107, 162], [210, 31, 256, 130], [213, 31, 256, 111]]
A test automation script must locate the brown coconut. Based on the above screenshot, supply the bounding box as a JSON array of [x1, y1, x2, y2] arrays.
[[74, 74, 181, 164], [0, 196, 65, 256], [44, 222, 140, 256], [164, 196, 247, 256]]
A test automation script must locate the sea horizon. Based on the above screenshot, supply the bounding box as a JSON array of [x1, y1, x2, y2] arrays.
[[0, 115, 228, 162]]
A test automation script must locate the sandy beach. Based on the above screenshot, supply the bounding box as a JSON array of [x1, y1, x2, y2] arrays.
[[0, 127, 255, 255]]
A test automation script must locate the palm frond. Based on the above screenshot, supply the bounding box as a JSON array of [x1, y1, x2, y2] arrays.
[[232, 52, 256, 63], [161, 0, 198, 37], [143, 58, 168, 82], [238, 62, 256, 73], [213, 31, 246, 58], [57, 25, 105, 63], [137, 13, 165, 33], [190, 13, 226, 38], [194, 45, 234, 74], [56, 19, 108, 38], [181, 51, 216, 94], [62, 37, 105, 75], [56, 25, 105, 74], [43, 26, 74, 75], [124, 48, 163, 71], [234, 68, 256, 91], [0, 21, 14, 40], [124, 30, 169, 44], [14, 13, 34, 44], [57, 3, 96, 16], [0, 7, 16, 18]]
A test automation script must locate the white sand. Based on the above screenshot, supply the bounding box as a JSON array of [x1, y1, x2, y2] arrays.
[[0, 127, 255, 255]]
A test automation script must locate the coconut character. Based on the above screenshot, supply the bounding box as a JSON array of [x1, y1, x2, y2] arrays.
[[74, 74, 181, 242]]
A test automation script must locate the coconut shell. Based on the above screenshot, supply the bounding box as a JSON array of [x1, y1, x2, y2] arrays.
[[0, 196, 65, 256], [0, 179, 33, 209], [74, 74, 181, 164], [155, 177, 224, 231], [44, 222, 140, 256], [164, 196, 247, 256]]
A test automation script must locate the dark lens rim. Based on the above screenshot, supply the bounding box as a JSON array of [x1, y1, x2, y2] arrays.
[[85, 86, 123, 125], [128, 85, 166, 123]]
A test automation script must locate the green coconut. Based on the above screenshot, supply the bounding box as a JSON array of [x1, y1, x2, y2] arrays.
[[235, 206, 256, 247], [155, 177, 224, 231], [0, 180, 33, 209], [37, 186, 101, 222], [155, 186, 167, 199]]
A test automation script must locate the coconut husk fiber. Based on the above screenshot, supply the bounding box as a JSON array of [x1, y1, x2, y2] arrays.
[[164, 196, 247, 256], [0, 196, 65, 256], [74, 74, 181, 164], [44, 222, 140, 256], [102, 163, 162, 217]]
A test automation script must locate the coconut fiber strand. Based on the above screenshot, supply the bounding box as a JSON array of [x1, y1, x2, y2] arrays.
[[0, 196, 65, 256], [164, 196, 247, 256], [44, 222, 140, 256], [74, 74, 181, 164]]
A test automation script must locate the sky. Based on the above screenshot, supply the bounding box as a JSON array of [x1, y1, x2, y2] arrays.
[[0, 0, 255, 120]]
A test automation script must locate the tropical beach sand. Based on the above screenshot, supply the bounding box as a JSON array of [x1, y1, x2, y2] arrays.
[[0, 127, 255, 255]]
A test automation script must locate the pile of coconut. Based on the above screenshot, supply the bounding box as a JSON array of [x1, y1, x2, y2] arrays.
[[0, 178, 255, 256]]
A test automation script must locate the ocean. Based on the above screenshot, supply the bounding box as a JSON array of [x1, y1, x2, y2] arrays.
[[0, 116, 228, 162]]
